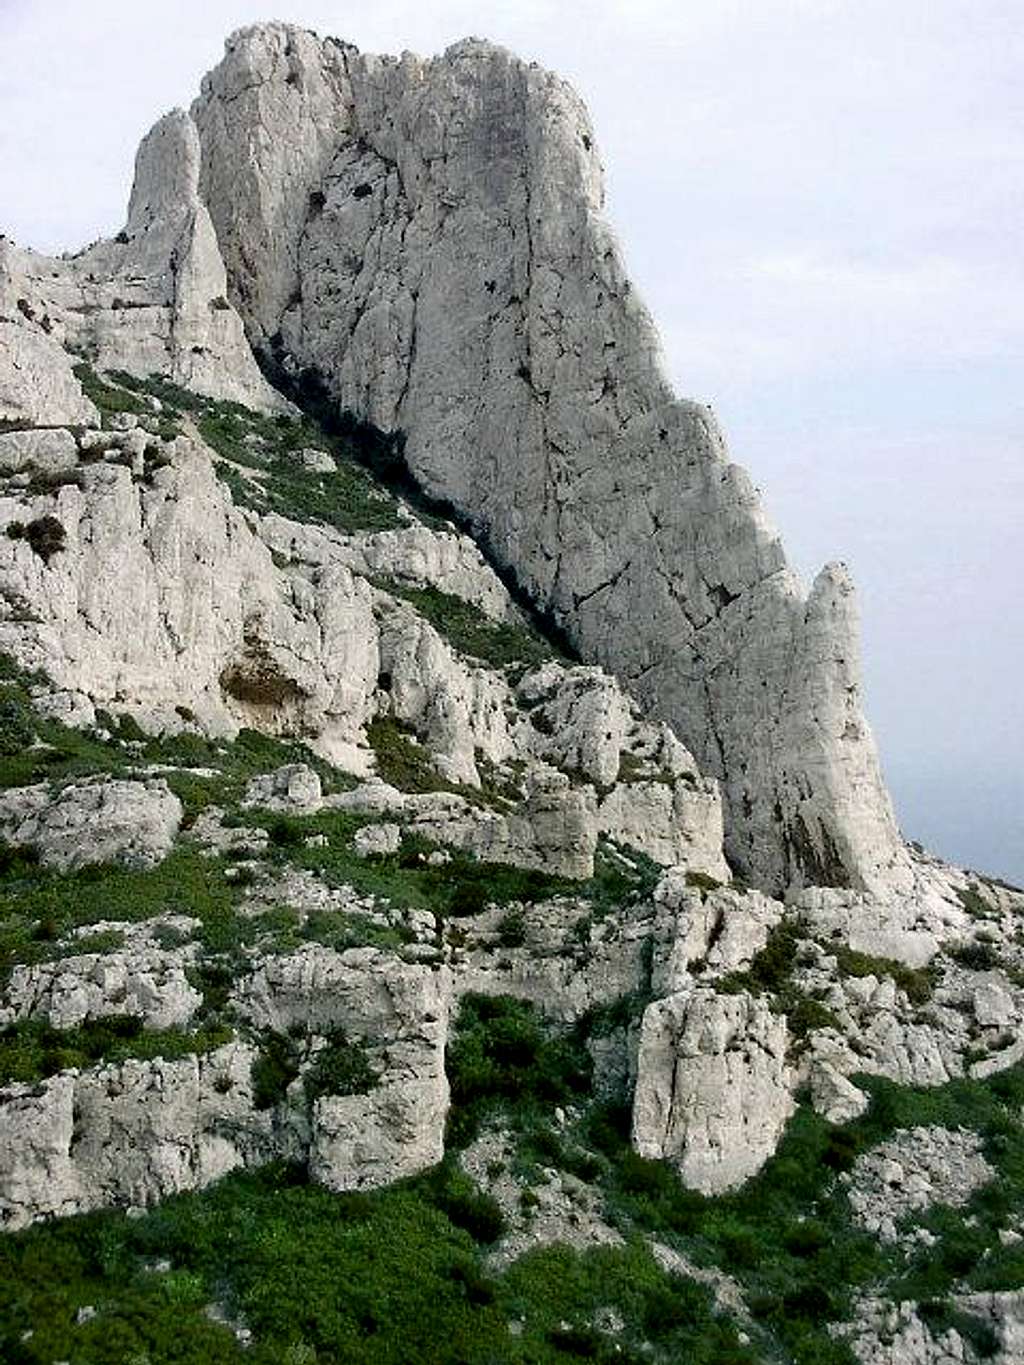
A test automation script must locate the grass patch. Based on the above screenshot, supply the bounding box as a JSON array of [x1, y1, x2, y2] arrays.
[[71, 363, 148, 420], [0, 846, 244, 982], [379, 582, 561, 676]]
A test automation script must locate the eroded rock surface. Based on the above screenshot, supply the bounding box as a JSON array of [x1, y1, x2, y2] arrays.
[[631, 987, 794, 1193], [190, 22, 908, 895]]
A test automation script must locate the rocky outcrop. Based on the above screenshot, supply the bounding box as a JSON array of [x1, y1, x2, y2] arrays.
[[0, 947, 451, 1228], [188, 22, 908, 895], [844, 1126, 993, 1242], [631, 987, 794, 1193], [0, 776, 182, 870], [0, 111, 282, 419], [1, 945, 200, 1031], [841, 1294, 1024, 1365], [0, 1042, 269, 1229]]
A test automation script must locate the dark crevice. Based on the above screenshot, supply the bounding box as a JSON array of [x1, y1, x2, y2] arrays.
[[252, 344, 580, 666]]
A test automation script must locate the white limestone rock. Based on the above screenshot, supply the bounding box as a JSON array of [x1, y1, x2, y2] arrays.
[[1, 948, 200, 1031], [0, 111, 284, 416], [192, 23, 908, 895], [631, 987, 794, 1193], [0, 1042, 272, 1229], [844, 1127, 993, 1242], [353, 822, 402, 857], [809, 1060, 869, 1125], [236, 946, 451, 1192], [243, 762, 323, 813], [650, 874, 785, 993], [0, 776, 181, 871], [0, 427, 78, 477], [0, 438, 381, 765]]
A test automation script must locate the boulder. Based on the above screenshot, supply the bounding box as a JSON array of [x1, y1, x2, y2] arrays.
[[631, 987, 794, 1193], [0, 777, 181, 870]]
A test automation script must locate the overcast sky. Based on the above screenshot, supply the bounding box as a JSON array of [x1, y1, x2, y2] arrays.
[[2, 0, 1021, 882]]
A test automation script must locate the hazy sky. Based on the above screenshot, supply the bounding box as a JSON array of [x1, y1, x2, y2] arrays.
[[2, 1, 1021, 882]]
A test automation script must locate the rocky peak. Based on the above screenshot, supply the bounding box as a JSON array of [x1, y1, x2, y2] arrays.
[[186, 24, 905, 893]]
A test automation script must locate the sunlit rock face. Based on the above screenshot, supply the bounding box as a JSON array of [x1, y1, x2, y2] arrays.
[[190, 22, 908, 895]]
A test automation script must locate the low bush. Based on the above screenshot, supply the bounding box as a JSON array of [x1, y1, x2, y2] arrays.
[[379, 581, 561, 675], [446, 994, 591, 1146], [0, 1016, 232, 1085], [303, 1029, 378, 1102], [833, 946, 937, 1005]]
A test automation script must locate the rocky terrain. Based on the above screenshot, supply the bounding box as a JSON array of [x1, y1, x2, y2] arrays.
[[0, 22, 1021, 1365]]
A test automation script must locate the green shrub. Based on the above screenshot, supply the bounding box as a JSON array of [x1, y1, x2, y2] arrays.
[[72, 362, 148, 418], [834, 947, 937, 1005], [0, 1016, 232, 1085], [446, 994, 591, 1145], [379, 581, 561, 674], [496, 909, 527, 947], [303, 1029, 378, 1102], [19, 514, 67, 563], [950, 940, 1000, 971], [251, 1031, 302, 1110]]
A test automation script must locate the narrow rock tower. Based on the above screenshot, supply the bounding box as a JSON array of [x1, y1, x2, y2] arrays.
[[188, 23, 907, 893]]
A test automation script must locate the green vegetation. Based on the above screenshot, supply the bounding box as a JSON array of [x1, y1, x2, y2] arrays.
[[955, 882, 996, 919], [713, 919, 838, 1041], [72, 362, 149, 419], [584, 1065, 1024, 1364], [0, 846, 241, 982], [949, 939, 1000, 971], [379, 581, 562, 676], [445, 994, 591, 1146], [0, 1016, 232, 1086], [6, 514, 67, 563], [365, 716, 469, 798], [303, 1029, 378, 1103], [0, 651, 345, 818], [0, 1161, 752, 1364], [251, 1031, 302, 1110], [106, 369, 407, 534]]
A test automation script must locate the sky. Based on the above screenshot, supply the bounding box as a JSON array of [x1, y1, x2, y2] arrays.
[[1, 0, 1021, 883]]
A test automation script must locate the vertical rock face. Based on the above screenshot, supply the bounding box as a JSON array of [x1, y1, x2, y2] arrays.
[[631, 988, 794, 1193], [190, 23, 908, 893]]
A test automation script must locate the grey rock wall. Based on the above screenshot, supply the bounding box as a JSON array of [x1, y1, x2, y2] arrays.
[[189, 23, 909, 895]]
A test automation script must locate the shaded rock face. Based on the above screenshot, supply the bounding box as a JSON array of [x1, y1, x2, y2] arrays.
[[189, 22, 908, 895]]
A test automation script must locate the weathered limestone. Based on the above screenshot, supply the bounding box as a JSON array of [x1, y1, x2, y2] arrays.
[[842, 1294, 1024, 1365], [631, 987, 794, 1193], [244, 762, 323, 813], [649, 874, 784, 992], [844, 1126, 993, 1242], [235, 946, 451, 1191], [0, 1042, 270, 1229], [0, 777, 181, 870], [0, 439, 382, 766], [1, 947, 200, 1031], [0, 111, 284, 420], [191, 22, 909, 894]]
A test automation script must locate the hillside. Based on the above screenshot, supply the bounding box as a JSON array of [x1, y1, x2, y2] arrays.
[[0, 23, 1022, 1365]]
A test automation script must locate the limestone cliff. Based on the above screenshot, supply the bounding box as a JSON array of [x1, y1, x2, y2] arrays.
[[188, 23, 907, 895]]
